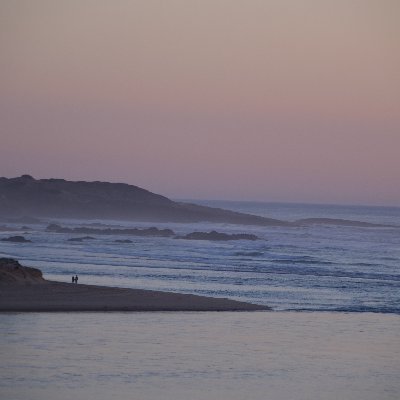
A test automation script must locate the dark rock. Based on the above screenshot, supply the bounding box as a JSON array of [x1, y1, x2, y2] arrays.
[[0, 258, 44, 283], [20, 174, 35, 180], [1, 235, 32, 243], [115, 239, 133, 243], [67, 236, 95, 242], [178, 231, 259, 241], [48, 224, 175, 237]]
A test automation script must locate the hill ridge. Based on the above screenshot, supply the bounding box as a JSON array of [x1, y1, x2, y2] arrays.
[[0, 175, 288, 226]]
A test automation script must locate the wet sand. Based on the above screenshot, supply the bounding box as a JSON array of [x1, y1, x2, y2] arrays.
[[0, 281, 269, 312]]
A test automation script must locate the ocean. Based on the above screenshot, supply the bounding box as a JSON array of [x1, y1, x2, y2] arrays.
[[1, 201, 399, 399], [1, 201, 399, 314]]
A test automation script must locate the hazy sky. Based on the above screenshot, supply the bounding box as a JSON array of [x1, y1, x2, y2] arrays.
[[1, 0, 399, 205]]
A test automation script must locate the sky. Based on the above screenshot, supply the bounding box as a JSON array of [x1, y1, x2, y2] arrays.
[[1, 0, 399, 206]]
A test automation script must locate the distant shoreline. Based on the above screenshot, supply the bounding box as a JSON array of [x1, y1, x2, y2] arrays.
[[0, 281, 270, 312], [0, 175, 289, 226]]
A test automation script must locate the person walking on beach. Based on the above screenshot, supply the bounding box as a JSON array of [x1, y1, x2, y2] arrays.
[[72, 276, 75, 283], [75, 275, 78, 284]]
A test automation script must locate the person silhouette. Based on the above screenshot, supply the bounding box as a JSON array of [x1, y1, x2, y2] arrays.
[[72, 276, 75, 283], [75, 275, 78, 284]]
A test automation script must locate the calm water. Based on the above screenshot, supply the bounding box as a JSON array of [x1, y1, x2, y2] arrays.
[[1, 312, 399, 400]]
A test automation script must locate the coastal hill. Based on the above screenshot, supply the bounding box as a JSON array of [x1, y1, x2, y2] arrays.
[[0, 175, 288, 226]]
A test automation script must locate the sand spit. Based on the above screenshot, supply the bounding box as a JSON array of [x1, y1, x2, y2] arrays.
[[0, 259, 269, 312], [0, 283, 269, 312]]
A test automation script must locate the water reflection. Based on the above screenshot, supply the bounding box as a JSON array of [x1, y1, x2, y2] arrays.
[[1, 312, 399, 400]]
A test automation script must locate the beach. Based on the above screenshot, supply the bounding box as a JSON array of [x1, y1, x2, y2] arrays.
[[0, 281, 268, 312], [0, 258, 268, 312]]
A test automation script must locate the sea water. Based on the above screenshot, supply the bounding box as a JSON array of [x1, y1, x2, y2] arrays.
[[1, 201, 399, 313], [1, 201, 399, 399]]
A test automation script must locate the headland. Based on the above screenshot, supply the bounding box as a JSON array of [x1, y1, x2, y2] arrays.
[[0, 259, 269, 312]]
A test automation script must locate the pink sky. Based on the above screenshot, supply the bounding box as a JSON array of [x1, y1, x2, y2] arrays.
[[1, 0, 399, 205]]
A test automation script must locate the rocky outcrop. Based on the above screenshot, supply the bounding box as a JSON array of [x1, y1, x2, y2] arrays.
[[0, 175, 289, 226], [67, 236, 95, 242], [1, 235, 32, 243], [0, 258, 45, 284], [47, 224, 260, 241], [47, 224, 175, 237], [177, 231, 259, 241]]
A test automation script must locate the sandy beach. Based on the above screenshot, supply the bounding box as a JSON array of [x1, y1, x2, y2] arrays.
[[0, 281, 269, 312], [0, 258, 268, 312]]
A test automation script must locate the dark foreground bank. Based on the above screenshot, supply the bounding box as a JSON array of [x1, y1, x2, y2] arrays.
[[0, 258, 269, 312]]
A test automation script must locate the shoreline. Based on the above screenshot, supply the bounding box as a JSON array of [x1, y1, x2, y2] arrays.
[[0, 281, 270, 312]]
